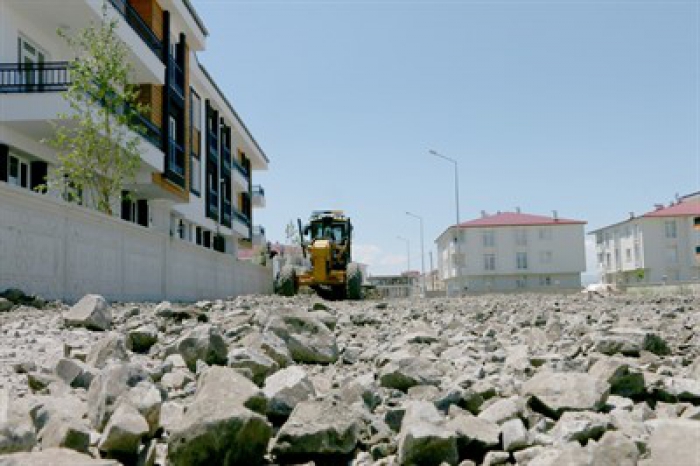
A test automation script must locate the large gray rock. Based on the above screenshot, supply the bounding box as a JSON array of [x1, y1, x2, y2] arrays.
[[271, 400, 361, 459], [0, 448, 120, 465], [167, 366, 271, 466], [594, 328, 669, 356], [501, 418, 529, 452], [521, 371, 610, 418], [446, 410, 500, 461], [98, 402, 149, 457], [550, 411, 610, 444], [478, 396, 523, 425], [653, 377, 700, 404], [87, 363, 150, 431], [379, 355, 442, 392], [588, 358, 645, 398], [591, 431, 638, 466], [397, 401, 458, 466], [63, 294, 112, 331], [0, 409, 35, 454], [645, 419, 700, 466], [54, 358, 95, 389], [227, 347, 279, 386], [39, 416, 90, 453], [165, 325, 228, 372], [86, 334, 129, 369], [0, 297, 12, 312], [126, 324, 158, 354], [263, 310, 339, 364], [120, 381, 162, 436], [263, 366, 316, 419]]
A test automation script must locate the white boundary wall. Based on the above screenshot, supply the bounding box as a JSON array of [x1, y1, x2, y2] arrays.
[[0, 183, 272, 303]]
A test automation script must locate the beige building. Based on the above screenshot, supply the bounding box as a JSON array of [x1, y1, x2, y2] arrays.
[[591, 193, 700, 285], [436, 211, 587, 294]]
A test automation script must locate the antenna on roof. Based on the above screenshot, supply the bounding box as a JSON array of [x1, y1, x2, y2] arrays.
[[481, 210, 487, 218], [516, 207, 521, 214], [553, 210, 559, 221]]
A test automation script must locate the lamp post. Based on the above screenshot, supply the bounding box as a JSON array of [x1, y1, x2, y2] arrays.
[[429, 149, 462, 296], [396, 235, 410, 273], [406, 211, 425, 297], [429, 149, 460, 225]]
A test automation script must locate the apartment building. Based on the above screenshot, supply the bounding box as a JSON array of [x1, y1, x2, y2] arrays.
[[436, 210, 587, 294], [591, 193, 700, 285], [0, 0, 267, 256]]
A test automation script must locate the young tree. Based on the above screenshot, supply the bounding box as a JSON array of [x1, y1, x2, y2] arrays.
[[285, 220, 300, 246], [47, 1, 147, 215]]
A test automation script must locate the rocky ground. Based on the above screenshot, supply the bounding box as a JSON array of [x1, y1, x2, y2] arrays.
[[0, 289, 699, 465]]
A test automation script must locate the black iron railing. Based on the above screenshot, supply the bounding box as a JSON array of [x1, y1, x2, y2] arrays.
[[168, 56, 185, 99], [233, 207, 251, 228], [133, 111, 161, 148], [109, 0, 163, 59], [167, 138, 185, 186], [222, 200, 232, 228], [0, 62, 70, 93]]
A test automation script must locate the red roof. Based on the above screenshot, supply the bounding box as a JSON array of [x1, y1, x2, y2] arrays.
[[643, 200, 700, 218], [456, 212, 586, 228]]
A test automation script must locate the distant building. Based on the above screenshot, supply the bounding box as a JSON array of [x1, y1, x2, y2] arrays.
[[590, 193, 700, 285], [367, 272, 420, 298], [436, 210, 587, 294]]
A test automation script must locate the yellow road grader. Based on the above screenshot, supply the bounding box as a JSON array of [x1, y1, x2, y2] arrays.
[[275, 210, 363, 300]]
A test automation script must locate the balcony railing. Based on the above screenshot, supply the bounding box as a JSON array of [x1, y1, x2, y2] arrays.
[[222, 200, 232, 228], [168, 56, 185, 99], [166, 138, 185, 186], [1, 62, 162, 151], [109, 0, 163, 59], [233, 207, 251, 228], [232, 157, 249, 179], [252, 185, 265, 197], [0, 62, 70, 93]]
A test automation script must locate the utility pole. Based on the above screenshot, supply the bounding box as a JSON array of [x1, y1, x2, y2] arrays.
[[406, 211, 425, 297]]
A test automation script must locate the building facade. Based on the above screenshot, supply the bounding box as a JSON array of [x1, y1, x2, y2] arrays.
[[591, 193, 700, 285], [436, 211, 587, 294], [367, 273, 420, 299], [0, 0, 267, 257]]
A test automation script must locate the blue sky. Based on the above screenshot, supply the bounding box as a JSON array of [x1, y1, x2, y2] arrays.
[[195, 0, 699, 277]]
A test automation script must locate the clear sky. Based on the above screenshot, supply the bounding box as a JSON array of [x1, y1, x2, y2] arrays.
[[195, 0, 699, 278]]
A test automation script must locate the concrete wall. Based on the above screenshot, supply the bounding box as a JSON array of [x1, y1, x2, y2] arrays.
[[0, 183, 272, 303]]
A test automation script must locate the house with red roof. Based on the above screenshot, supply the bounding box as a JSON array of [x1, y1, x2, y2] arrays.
[[590, 193, 700, 285], [435, 209, 587, 294]]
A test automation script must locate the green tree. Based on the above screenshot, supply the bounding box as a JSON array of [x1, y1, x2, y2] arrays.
[[285, 220, 300, 245], [47, 1, 147, 215]]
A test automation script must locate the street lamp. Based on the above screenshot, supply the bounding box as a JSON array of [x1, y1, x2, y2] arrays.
[[406, 211, 425, 297], [429, 149, 460, 225], [396, 235, 410, 273]]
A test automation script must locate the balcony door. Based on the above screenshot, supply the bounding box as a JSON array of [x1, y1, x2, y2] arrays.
[[18, 35, 46, 90]]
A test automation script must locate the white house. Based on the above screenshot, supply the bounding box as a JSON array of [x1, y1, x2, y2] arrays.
[[0, 0, 268, 257], [590, 193, 700, 285], [436, 211, 587, 294]]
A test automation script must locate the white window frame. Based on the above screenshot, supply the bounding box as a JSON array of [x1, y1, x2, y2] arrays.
[[482, 230, 495, 247], [516, 252, 528, 270], [539, 251, 553, 264], [7, 153, 30, 189], [515, 228, 527, 246], [538, 228, 553, 240], [664, 220, 677, 239], [484, 253, 496, 271]]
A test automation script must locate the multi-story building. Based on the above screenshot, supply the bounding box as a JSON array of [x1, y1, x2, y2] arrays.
[[591, 193, 700, 285], [0, 0, 267, 257], [367, 273, 420, 299], [436, 210, 587, 294]]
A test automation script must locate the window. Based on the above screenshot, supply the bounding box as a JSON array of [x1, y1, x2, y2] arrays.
[[625, 248, 632, 262], [664, 221, 677, 239], [614, 249, 620, 268], [605, 253, 611, 268], [597, 253, 604, 266], [195, 227, 202, 246], [515, 229, 527, 246], [516, 252, 528, 270], [484, 254, 496, 271], [18, 35, 46, 88], [538, 228, 553, 240], [539, 276, 552, 286], [540, 251, 553, 264], [516, 277, 527, 289], [482, 230, 495, 247], [596, 232, 603, 244], [7, 154, 29, 188], [666, 247, 678, 264], [190, 91, 201, 131], [169, 116, 177, 141], [190, 156, 201, 194]]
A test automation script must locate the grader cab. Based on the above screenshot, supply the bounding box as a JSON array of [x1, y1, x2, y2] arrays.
[[276, 211, 363, 300]]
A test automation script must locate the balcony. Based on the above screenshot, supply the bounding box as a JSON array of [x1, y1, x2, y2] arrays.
[[252, 225, 266, 246], [0, 62, 71, 93], [109, 0, 163, 60], [207, 189, 219, 220], [252, 185, 266, 208], [222, 200, 232, 228], [168, 56, 185, 101], [166, 138, 186, 187], [232, 206, 251, 237], [231, 157, 250, 191]]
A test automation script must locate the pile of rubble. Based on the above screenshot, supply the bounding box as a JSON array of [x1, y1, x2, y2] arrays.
[[0, 289, 698, 465]]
